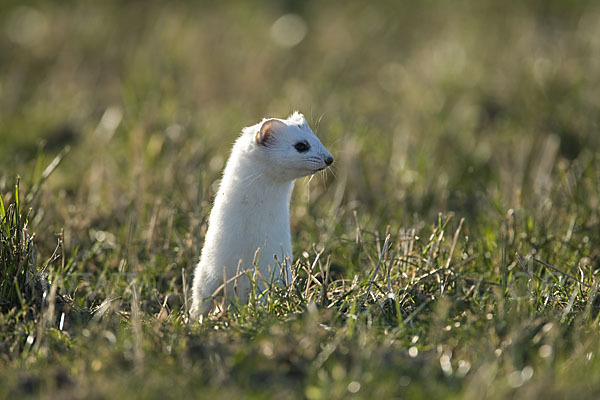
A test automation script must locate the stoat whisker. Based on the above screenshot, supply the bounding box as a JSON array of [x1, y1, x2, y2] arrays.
[[233, 171, 265, 192], [327, 166, 337, 179], [244, 172, 265, 188], [320, 170, 327, 190], [237, 170, 263, 184], [315, 112, 325, 135]]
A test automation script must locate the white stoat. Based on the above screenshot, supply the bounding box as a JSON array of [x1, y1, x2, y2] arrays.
[[190, 112, 333, 319]]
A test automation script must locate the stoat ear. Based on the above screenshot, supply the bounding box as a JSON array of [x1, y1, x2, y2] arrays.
[[256, 119, 286, 146]]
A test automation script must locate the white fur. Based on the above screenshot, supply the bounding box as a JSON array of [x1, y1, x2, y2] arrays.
[[190, 112, 333, 319]]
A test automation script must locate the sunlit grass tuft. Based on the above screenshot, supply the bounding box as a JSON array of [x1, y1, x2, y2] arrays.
[[0, 179, 41, 312]]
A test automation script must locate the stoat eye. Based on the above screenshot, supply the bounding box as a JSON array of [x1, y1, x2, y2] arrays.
[[294, 140, 310, 153]]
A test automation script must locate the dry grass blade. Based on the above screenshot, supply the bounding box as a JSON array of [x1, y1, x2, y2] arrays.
[[532, 257, 591, 288], [445, 218, 464, 270], [365, 234, 391, 301]]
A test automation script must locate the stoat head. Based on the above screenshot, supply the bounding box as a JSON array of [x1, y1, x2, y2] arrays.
[[251, 112, 333, 181]]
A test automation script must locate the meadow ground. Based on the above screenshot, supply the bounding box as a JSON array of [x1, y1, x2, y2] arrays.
[[1, 1, 600, 398]]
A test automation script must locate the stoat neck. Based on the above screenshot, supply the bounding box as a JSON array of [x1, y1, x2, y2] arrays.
[[218, 153, 294, 218]]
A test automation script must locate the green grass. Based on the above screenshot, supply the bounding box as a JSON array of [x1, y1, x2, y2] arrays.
[[1, 0, 600, 398]]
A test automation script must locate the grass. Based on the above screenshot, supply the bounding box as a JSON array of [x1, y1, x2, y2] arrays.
[[1, 0, 600, 398], [0, 179, 39, 313]]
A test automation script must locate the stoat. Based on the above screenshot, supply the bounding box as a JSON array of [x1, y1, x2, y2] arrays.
[[190, 112, 333, 319]]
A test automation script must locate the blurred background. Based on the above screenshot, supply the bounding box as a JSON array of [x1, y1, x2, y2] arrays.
[[1, 0, 599, 258], [3, 3, 600, 397]]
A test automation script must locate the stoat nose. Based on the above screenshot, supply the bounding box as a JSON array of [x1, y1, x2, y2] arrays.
[[325, 156, 334, 166]]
